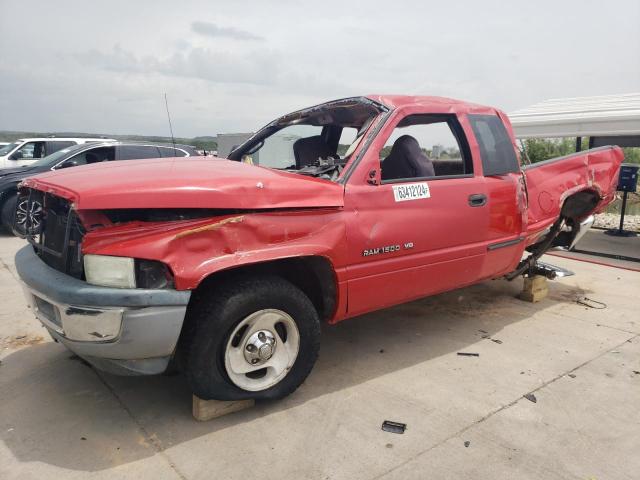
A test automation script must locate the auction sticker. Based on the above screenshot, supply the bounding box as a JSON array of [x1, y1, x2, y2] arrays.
[[392, 182, 430, 202]]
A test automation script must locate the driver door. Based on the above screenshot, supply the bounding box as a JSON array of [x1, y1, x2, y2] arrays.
[[344, 111, 489, 317]]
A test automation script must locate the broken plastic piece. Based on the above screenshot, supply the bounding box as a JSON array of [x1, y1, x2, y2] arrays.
[[457, 352, 480, 357], [382, 420, 406, 434], [524, 393, 537, 403]]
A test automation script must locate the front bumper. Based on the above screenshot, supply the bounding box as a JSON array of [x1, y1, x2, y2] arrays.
[[16, 245, 191, 375]]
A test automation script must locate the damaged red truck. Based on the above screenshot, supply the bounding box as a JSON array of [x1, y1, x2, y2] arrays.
[[15, 95, 623, 401]]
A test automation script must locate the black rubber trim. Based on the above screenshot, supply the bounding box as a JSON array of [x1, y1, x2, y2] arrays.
[[381, 174, 474, 185], [488, 237, 524, 251], [16, 245, 191, 307]]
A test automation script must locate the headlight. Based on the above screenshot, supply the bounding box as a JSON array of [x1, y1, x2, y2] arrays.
[[83, 255, 175, 289], [84, 255, 136, 288]]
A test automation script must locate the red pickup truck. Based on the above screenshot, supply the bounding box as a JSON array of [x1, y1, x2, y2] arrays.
[[16, 95, 623, 401]]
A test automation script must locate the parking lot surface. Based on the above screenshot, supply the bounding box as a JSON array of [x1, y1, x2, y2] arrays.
[[1, 233, 638, 480]]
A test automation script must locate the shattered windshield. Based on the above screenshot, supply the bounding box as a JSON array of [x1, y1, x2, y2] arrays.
[[228, 97, 385, 181]]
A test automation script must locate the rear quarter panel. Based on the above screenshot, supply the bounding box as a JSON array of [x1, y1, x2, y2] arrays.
[[523, 146, 623, 234]]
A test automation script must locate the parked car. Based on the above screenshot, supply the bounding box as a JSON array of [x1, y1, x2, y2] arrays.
[[15, 95, 623, 402], [0, 137, 115, 169], [0, 141, 200, 232]]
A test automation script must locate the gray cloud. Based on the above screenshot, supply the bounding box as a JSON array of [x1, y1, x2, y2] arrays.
[[191, 21, 264, 42], [77, 45, 279, 86], [1, 0, 638, 137]]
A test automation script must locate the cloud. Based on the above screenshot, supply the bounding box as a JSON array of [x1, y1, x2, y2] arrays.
[[77, 45, 279, 86], [191, 21, 264, 42]]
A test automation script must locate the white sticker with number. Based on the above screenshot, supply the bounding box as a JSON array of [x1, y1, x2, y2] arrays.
[[392, 182, 430, 202]]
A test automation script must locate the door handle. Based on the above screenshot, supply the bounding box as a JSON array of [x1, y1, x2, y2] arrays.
[[468, 193, 487, 207]]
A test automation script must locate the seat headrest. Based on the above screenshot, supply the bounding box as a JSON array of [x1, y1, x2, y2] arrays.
[[381, 135, 435, 180]]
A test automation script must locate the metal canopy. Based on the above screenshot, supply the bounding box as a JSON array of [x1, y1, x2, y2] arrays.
[[509, 93, 640, 138]]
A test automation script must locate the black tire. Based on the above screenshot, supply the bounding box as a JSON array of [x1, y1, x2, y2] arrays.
[[183, 275, 321, 401], [0, 194, 17, 234]]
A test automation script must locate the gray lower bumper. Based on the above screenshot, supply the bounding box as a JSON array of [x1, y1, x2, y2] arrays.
[[16, 245, 191, 375]]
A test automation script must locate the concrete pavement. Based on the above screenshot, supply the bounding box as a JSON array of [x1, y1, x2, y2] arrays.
[[1, 232, 639, 480]]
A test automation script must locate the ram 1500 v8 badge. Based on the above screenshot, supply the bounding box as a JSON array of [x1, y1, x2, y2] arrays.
[[15, 95, 623, 401]]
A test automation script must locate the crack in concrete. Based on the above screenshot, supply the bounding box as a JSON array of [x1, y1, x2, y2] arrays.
[[371, 333, 639, 480]]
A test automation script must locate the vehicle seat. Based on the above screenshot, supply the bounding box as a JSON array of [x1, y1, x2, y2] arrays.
[[293, 136, 336, 169], [381, 135, 435, 181]]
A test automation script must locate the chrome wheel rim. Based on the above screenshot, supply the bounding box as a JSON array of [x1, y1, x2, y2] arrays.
[[224, 309, 300, 392], [16, 199, 42, 231]]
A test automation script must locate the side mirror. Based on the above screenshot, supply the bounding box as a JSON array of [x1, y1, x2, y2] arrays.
[[9, 152, 22, 160], [367, 169, 379, 185], [58, 159, 80, 169]]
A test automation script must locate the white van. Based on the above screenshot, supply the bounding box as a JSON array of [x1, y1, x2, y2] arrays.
[[0, 138, 115, 169]]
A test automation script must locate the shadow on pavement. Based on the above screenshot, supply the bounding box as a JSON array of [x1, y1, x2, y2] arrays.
[[0, 278, 591, 472]]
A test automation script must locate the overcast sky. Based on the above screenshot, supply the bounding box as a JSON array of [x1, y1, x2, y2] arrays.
[[1, 0, 638, 138]]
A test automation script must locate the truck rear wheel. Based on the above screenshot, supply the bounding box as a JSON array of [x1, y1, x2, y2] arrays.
[[183, 275, 320, 401]]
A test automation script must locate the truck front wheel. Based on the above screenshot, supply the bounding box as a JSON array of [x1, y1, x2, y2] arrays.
[[183, 275, 321, 401]]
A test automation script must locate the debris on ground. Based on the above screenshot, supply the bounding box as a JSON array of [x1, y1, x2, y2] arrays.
[[568, 374, 577, 378], [457, 352, 480, 357], [478, 330, 503, 344], [524, 393, 537, 403], [464, 441, 470, 448], [576, 297, 607, 309], [1, 334, 45, 349], [382, 420, 406, 434]]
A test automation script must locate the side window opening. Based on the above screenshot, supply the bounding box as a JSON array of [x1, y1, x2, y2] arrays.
[[158, 146, 187, 157], [47, 141, 76, 155], [468, 114, 519, 176], [14, 141, 46, 159], [117, 145, 161, 160], [380, 115, 472, 183], [59, 147, 115, 168]]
